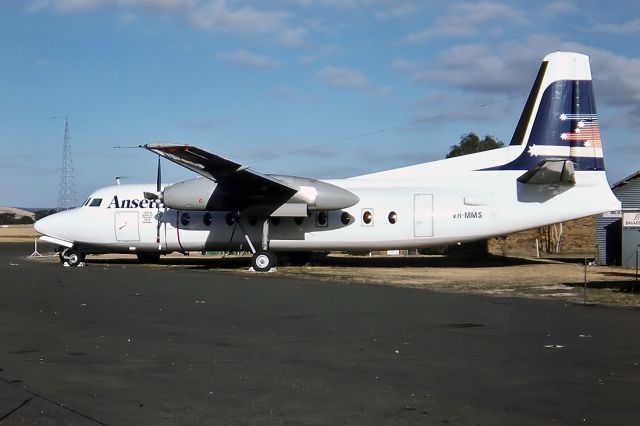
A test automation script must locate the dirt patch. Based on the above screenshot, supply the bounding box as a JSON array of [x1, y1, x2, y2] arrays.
[[273, 256, 640, 306]]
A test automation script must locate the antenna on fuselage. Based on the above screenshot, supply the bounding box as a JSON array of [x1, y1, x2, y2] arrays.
[[115, 175, 132, 186]]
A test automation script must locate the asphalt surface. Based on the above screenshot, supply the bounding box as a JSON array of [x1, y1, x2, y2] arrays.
[[1, 244, 639, 425]]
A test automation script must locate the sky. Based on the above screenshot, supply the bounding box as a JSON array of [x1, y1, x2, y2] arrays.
[[1, 0, 639, 208]]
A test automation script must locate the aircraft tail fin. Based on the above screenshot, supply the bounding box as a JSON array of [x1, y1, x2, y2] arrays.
[[492, 52, 604, 173]]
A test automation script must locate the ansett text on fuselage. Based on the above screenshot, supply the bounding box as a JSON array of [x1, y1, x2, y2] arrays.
[[107, 195, 162, 209]]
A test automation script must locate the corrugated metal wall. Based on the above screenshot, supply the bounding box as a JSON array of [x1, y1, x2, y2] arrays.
[[595, 215, 617, 265], [595, 173, 640, 265]]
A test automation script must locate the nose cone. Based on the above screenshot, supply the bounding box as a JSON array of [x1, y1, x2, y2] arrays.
[[34, 210, 74, 240], [34, 214, 53, 235]]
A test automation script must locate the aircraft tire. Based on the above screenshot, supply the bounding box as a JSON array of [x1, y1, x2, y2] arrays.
[[62, 248, 85, 267], [252, 250, 277, 272]]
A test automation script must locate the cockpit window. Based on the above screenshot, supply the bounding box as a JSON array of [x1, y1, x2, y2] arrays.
[[89, 198, 103, 207], [83, 198, 91, 206]]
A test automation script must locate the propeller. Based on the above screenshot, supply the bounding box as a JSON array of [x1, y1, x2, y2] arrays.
[[156, 155, 162, 193], [154, 156, 163, 250]]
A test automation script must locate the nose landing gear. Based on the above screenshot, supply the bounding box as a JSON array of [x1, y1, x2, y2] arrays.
[[59, 248, 86, 267]]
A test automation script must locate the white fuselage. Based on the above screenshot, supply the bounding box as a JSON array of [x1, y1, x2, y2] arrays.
[[37, 145, 620, 255]]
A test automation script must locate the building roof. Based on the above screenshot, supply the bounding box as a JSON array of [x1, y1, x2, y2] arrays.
[[611, 170, 640, 190]]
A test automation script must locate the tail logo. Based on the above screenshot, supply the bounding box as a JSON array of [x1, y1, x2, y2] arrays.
[[528, 113, 602, 159]]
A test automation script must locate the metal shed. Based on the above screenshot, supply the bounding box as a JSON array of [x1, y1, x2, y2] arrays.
[[595, 171, 640, 266]]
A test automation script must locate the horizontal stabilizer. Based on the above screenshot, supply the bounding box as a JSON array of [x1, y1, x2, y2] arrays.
[[517, 159, 575, 185]]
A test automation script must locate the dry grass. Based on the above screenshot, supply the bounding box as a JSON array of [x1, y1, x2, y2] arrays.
[[273, 255, 640, 306], [0, 225, 39, 242]]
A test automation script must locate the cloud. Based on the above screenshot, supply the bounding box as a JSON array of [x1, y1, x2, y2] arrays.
[[372, 86, 392, 97], [405, 1, 527, 42], [28, 0, 296, 39], [592, 18, 640, 35], [542, 1, 576, 16], [285, 0, 377, 8], [187, 1, 290, 35], [391, 58, 421, 73], [27, 0, 194, 14], [277, 26, 309, 47], [411, 40, 542, 93], [217, 49, 280, 68], [375, 3, 415, 20], [268, 85, 298, 98], [317, 66, 369, 88], [27, 0, 105, 13], [409, 35, 640, 129]]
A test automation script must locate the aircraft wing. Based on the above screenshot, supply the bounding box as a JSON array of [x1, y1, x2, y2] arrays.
[[142, 143, 298, 213]]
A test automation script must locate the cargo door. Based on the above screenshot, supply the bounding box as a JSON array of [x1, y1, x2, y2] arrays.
[[414, 194, 434, 237], [115, 211, 140, 241]]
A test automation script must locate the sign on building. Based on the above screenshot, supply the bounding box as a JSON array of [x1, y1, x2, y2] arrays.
[[623, 212, 640, 228]]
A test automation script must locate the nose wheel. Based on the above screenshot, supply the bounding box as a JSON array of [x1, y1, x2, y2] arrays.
[[60, 248, 85, 267]]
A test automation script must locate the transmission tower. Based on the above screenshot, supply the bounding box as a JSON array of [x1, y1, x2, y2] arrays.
[[58, 117, 77, 211]]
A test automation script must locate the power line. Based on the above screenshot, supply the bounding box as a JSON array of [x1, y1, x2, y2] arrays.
[[246, 92, 528, 166]]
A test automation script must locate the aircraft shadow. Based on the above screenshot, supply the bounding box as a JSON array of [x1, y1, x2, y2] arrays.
[[83, 253, 547, 269], [564, 280, 640, 294]]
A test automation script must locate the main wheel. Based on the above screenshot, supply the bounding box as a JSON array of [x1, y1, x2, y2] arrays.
[[61, 248, 85, 267], [251, 250, 277, 272]]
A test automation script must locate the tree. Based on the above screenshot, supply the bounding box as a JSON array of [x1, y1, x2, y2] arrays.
[[34, 209, 57, 221], [446, 133, 504, 159], [0, 213, 16, 225]]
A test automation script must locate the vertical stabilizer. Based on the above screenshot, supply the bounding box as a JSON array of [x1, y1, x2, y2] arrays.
[[494, 52, 603, 172]]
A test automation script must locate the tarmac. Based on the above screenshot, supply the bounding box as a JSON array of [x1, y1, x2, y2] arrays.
[[1, 243, 640, 425]]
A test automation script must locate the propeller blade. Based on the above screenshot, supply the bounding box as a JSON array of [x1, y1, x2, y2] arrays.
[[156, 156, 162, 192], [152, 155, 163, 249]]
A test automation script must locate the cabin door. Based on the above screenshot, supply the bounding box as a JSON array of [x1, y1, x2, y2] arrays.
[[414, 194, 434, 237], [115, 211, 140, 241]]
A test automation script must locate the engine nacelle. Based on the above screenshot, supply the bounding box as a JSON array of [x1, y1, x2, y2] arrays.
[[269, 175, 360, 216], [163, 177, 217, 211], [159, 175, 359, 215]]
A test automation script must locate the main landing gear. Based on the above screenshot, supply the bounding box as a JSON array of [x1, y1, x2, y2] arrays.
[[251, 250, 278, 272], [234, 213, 278, 272], [59, 247, 85, 267]]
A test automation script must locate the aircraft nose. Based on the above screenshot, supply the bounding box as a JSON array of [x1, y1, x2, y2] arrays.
[[34, 210, 72, 239], [34, 213, 56, 236]]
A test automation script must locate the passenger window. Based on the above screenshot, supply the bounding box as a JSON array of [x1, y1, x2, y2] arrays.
[[341, 212, 351, 225], [388, 211, 398, 224], [203, 213, 213, 226], [362, 209, 373, 226], [316, 211, 328, 227], [181, 213, 190, 227], [89, 198, 103, 207]]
